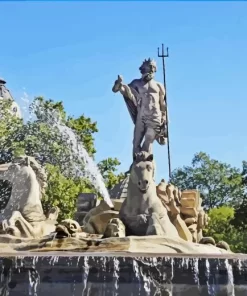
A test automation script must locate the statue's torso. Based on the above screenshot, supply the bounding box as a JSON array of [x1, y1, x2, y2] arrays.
[[130, 79, 162, 119]]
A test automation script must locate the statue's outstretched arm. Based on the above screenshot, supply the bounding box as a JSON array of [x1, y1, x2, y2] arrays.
[[112, 75, 138, 106]]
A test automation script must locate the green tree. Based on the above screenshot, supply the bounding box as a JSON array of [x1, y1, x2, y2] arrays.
[[230, 160, 247, 229], [170, 152, 244, 209], [42, 164, 95, 221], [204, 206, 247, 253], [0, 97, 123, 219], [98, 157, 125, 190]]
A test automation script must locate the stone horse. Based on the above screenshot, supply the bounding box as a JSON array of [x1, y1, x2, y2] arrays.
[[0, 156, 58, 238], [119, 151, 179, 237]]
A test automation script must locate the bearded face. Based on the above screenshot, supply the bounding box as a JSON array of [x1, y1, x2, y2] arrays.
[[140, 60, 157, 81]]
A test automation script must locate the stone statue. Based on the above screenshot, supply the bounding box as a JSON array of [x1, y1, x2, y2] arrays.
[[56, 219, 82, 238], [0, 77, 21, 118], [119, 151, 179, 237], [112, 58, 167, 158], [0, 77, 14, 101], [0, 156, 58, 238]]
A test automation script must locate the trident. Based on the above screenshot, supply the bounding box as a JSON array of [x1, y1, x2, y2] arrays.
[[158, 44, 172, 179]]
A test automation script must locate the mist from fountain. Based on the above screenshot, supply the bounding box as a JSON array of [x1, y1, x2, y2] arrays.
[[16, 94, 113, 208]]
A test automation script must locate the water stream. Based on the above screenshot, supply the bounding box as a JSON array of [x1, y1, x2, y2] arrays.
[[21, 97, 113, 208], [0, 255, 246, 296]]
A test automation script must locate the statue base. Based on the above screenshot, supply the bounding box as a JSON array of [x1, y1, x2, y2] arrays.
[[0, 234, 235, 254]]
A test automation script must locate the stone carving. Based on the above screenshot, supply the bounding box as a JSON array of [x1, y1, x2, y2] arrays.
[[56, 219, 81, 238], [179, 190, 212, 243], [216, 240, 231, 251], [0, 77, 21, 118], [103, 218, 125, 238], [0, 65, 234, 255], [83, 200, 119, 234], [156, 181, 214, 244], [112, 58, 167, 157], [0, 156, 58, 238], [119, 151, 179, 237], [74, 193, 98, 225], [109, 175, 129, 199], [156, 180, 193, 241]]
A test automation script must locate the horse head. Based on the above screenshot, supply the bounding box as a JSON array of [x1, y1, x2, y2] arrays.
[[0, 159, 26, 183], [0, 156, 47, 198], [130, 151, 155, 193]]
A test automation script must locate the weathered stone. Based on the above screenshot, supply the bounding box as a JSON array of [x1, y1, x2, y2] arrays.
[[216, 240, 231, 251], [74, 193, 98, 225], [180, 207, 198, 217], [0, 77, 21, 118], [112, 198, 124, 211], [181, 190, 200, 207], [112, 58, 167, 156], [109, 175, 129, 199], [76, 193, 97, 212], [180, 198, 197, 208], [103, 218, 125, 238], [56, 219, 81, 238], [120, 152, 179, 238], [0, 234, 232, 254], [0, 156, 57, 239], [199, 237, 216, 245], [184, 217, 197, 225], [156, 179, 169, 205], [167, 197, 193, 242], [83, 200, 111, 226], [84, 210, 119, 234]]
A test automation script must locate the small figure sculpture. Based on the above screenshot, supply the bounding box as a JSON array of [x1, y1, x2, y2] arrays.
[[0, 156, 58, 238], [112, 59, 167, 158], [56, 219, 81, 238], [103, 218, 125, 238]]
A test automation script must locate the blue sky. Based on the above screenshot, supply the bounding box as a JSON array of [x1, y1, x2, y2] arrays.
[[1, 1, 247, 181]]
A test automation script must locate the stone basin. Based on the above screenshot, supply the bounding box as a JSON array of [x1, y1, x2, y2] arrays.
[[1, 252, 247, 296]]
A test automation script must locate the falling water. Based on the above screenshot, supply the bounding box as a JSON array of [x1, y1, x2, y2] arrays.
[[28, 269, 40, 296], [17, 94, 113, 208], [225, 259, 235, 296], [52, 116, 113, 207], [81, 256, 89, 295], [112, 257, 120, 296], [133, 259, 141, 295], [0, 255, 247, 296]]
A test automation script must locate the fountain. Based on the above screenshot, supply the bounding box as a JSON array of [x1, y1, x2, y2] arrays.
[[0, 61, 246, 296]]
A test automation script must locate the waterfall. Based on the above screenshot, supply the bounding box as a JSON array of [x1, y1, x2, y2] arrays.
[[0, 255, 247, 295]]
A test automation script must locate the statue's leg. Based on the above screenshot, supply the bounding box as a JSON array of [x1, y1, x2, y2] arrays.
[[146, 213, 165, 236], [133, 119, 145, 157], [7, 211, 35, 238], [142, 127, 156, 154]]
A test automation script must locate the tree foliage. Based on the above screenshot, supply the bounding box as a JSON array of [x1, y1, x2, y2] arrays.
[[204, 206, 247, 253], [170, 152, 244, 209], [0, 97, 123, 219], [98, 157, 125, 190]]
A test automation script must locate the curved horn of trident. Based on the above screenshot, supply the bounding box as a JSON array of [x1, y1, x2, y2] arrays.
[[158, 44, 172, 179]]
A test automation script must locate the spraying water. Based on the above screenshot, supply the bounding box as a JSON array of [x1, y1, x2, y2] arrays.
[[18, 94, 114, 208]]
